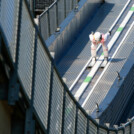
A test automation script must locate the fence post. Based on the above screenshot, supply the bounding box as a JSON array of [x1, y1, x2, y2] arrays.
[[74, 107, 78, 134], [61, 88, 66, 134], [56, 1, 59, 27], [86, 117, 89, 134], [64, 0, 66, 18], [47, 10, 51, 37]]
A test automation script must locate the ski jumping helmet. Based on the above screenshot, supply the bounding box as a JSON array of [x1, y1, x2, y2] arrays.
[[94, 32, 101, 41]]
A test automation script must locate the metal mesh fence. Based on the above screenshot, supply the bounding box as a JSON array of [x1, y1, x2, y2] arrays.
[[63, 93, 76, 134], [1, 0, 134, 134], [77, 110, 87, 134], [65, 0, 72, 17], [33, 36, 51, 128], [125, 125, 131, 134], [57, 0, 65, 25], [39, 0, 79, 40], [132, 120, 134, 133], [0, 0, 19, 62], [39, 11, 49, 40], [35, 0, 54, 10], [18, 0, 35, 99], [109, 131, 116, 134], [49, 4, 57, 35], [99, 128, 108, 134], [117, 130, 124, 134], [88, 120, 97, 134], [49, 70, 64, 134]]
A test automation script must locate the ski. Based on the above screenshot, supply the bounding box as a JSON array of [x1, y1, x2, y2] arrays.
[[100, 57, 110, 68], [88, 57, 96, 68], [100, 59, 108, 68]]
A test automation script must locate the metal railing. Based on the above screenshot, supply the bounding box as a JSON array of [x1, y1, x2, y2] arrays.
[[39, 0, 79, 40], [35, 0, 55, 11], [0, 0, 134, 133]]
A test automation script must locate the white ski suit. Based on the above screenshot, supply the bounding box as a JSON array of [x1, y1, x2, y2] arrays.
[[89, 32, 110, 58]]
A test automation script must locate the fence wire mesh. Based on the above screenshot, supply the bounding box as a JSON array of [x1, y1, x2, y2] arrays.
[[0, 0, 19, 62], [49, 70, 64, 134], [0, 0, 134, 134], [33, 36, 51, 128], [18, 1, 35, 99]]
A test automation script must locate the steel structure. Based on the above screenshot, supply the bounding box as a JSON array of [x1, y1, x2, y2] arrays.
[[38, 0, 79, 41], [0, 0, 134, 134]]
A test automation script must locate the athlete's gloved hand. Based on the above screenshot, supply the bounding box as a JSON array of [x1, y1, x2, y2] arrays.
[[108, 30, 111, 36]]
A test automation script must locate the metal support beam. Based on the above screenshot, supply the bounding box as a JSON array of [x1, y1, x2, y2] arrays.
[[8, 72, 20, 105], [61, 89, 66, 134], [24, 108, 35, 134], [74, 107, 78, 134], [86, 117, 89, 134], [0, 84, 8, 100], [0, 34, 1, 56], [0, 50, 8, 100], [11, 107, 25, 134]]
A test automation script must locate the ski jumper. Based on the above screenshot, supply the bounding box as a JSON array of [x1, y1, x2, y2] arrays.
[[89, 32, 110, 58]]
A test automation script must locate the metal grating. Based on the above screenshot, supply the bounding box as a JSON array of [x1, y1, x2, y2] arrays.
[[0, 0, 19, 62], [117, 130, 124, 134], [33, 37, 51, 129], [77, 110, 87, 134], [88, 120, 97, 134], [125, 125, 131, 134], [109, 131, 116, 134], [65, 0, 72, 17], [18, 1, 35, 99], [35, 0, 54, 10], [49, 70, 64, 134], [99, 128, 108, 134], [63, 93, 76, 134], [39, 12, 49, 40], [83, 25, 134, 113], [1, 0, 134, 133], [57, 0, 65, 25], [132, 120, 134, 133], [49, 4, 57, 35]]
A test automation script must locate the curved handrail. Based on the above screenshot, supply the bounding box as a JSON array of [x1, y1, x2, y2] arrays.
[[0, 0, 134, 133]]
